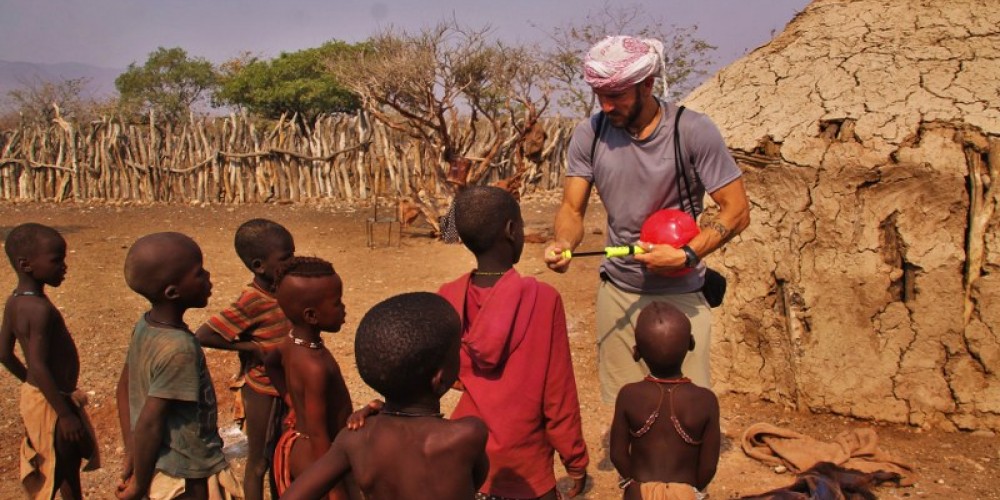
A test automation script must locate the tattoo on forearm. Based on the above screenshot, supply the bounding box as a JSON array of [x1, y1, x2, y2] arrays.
[[701, 219, 730, 239]]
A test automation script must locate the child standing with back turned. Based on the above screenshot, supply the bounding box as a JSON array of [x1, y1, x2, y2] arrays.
[[195, 218, 295, 500], [610, 302, 720, 500], [440, 186, 589, 499], [0, 223, 100, 500]]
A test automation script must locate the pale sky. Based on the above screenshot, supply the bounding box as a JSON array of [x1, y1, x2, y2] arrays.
[[0, 0, 810, 74]]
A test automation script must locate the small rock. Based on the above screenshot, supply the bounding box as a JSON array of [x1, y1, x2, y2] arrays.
[[970, 430, 996, 438], [936, 479, 944, 484], [774, 465, 787, 474]]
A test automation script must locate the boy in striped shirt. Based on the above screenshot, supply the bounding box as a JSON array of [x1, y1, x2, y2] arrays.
[[195, 218, 295, 500]]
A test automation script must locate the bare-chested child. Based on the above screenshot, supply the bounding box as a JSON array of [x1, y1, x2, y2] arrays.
[[195, 218, 295, 500], [0, 223, 99, 500], [116, 232, 242, 500], [610, 302, 720, 500], [262, 256, 355, 499], [282, 292, 489, 500]]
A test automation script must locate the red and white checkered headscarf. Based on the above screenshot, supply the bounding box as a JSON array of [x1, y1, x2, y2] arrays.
[[583, 36, 667, 98]]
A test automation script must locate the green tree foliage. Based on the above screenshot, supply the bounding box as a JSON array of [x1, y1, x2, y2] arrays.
[[214, 41, 362, 126], [115, 47, 217, 122]]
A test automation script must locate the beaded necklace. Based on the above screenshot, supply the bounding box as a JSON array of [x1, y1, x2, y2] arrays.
[[381, 409, 445, 418], [629, 375, 703, 445], [144, 312, 188, 330], [471, 268, 510, 277], [289, 333, 324, 349]]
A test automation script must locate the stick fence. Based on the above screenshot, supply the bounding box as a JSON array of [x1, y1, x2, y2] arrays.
[[0, 111, 577, 204]]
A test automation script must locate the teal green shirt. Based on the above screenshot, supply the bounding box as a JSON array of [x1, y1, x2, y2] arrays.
[[126, 316, 226, 478]]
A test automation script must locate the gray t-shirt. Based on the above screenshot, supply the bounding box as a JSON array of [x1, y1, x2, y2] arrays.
[[127, 316, 227, 478], [566, 101, 742, 294]]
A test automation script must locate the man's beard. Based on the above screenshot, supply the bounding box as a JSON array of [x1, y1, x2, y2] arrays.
[[608, 87, 644, 130]]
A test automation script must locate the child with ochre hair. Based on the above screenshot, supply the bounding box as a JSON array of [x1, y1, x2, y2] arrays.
[[116, 232, 241, 500], [0, 223, 100, 500], [282, 292, 489, 500], [262, 256, 355, 499], [610, 302, 720, 500], [195, 218, 294, 500]]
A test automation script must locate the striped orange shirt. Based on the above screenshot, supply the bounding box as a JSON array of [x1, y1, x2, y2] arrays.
[[205, 282, 290, 396]]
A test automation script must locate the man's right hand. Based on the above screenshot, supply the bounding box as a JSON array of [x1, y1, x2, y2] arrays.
[[544, 241, 573, 273]]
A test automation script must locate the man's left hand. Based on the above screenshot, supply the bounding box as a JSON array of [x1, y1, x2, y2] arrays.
[[634, 241, 688, 274]]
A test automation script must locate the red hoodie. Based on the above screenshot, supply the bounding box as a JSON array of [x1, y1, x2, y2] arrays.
[[438, 270, 589, 498]]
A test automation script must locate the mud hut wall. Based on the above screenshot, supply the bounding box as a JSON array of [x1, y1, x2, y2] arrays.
[[684, 0, 1000, 431], [0, 113, 577, 204]]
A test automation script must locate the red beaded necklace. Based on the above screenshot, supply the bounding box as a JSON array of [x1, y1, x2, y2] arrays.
[[644, 375, 690, 384], [629, 375, 702, 445]]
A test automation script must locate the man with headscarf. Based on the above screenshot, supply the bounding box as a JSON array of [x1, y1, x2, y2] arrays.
[[544, 36, 750, 403]]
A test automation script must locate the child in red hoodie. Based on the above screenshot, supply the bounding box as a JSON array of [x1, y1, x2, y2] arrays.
[[439, 186, 589, 499], [353, 186, 590, 499]]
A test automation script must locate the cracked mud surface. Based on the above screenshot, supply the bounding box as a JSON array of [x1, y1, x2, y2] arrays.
[[685, 0, 999, 432], [1, 201, 997, 498]]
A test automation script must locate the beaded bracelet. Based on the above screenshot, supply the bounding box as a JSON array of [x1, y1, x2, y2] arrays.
[[618, 477, 635, 490]]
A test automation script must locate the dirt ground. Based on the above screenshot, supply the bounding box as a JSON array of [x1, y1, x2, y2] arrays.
[[0, 197, 997, 499]]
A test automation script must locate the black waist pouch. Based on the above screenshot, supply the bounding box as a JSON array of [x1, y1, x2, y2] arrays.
[[702, 267, 727, 308]]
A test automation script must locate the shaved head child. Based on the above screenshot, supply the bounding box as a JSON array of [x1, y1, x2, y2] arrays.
[[610, 302, 720, 499], [441, 185, 589, 499], [115, 232, 241, 500], [0, 223, 100, 500], [262, 256, 355, 499], [195, 218, 295, 500], [282, 292, 489, 500]]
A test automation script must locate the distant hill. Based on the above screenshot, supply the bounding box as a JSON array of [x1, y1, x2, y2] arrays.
[[0, 60, 122, 109]]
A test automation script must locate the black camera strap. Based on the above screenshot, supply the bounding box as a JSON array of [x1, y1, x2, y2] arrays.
[[673, 105, 699, 220], [590, 104, 698, 219], [590, 112, 606, 162]]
